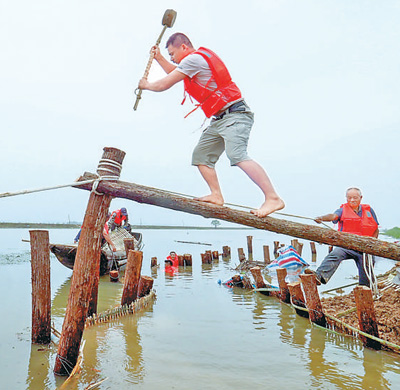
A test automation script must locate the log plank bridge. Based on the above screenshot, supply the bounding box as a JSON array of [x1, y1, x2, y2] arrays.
[[75, 171, 400, 261]]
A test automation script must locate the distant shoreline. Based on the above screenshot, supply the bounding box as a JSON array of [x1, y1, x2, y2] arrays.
[[0, 222, 251, 230]]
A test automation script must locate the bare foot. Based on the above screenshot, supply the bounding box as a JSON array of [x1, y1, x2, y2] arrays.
[[194, 194, 224, 206], [250, 198, 285, 218]]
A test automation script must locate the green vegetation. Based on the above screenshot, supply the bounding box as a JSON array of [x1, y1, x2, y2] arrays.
[[383, 227, 400, 239]]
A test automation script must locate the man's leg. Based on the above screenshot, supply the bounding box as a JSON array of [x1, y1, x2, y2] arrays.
[[236, 160, 285, 217], [315, 247, 349, 284], [195, 165, 224, 206]]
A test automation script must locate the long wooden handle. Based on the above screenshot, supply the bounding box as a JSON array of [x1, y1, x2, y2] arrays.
[[133, 51, 155, 111], [133, 25, 168, 111]]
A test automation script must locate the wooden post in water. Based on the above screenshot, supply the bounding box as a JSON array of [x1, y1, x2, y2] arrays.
[[250, 266, 266, 289], [30, 230, 51, 344], [299, 274, 326, 327], [238, 248, 246, 262], [263, 245, 271, 264], [276, 268, 290, 303], [201, 253, 212, 264], [124, 237, 135, 254], [247, 235, 253, 260], [137, 275, 154, 298], [178, 255, 185, 266], [121, 250, 143, 306], [183, 254, 192, 266], [310, 242, 317, 263], [288, 282, 309, 318], [354, 286, 381, 350], [273, 241, 280, 258], [55, 147, 125, 376], [151, 257, 158, 267], [212, 251, 219, 260], [222, 246, 231, 257]]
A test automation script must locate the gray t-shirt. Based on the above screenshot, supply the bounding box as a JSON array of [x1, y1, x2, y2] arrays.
[[177, 53, 217, 90]]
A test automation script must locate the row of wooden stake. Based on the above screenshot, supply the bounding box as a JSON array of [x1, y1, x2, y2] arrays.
[[29, 229, 154, 370], [250, 266, 384, 351]]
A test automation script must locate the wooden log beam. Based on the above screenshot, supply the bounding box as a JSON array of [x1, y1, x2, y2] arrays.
[[74, 174, 400, 260]]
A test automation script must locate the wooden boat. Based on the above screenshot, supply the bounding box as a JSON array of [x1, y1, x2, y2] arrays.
[[50, 228, 143, 275]]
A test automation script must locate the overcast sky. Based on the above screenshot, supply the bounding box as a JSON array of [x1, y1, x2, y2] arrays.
[[0, 0, 399, 229]]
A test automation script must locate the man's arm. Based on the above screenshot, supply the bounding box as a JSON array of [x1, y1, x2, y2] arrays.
[[314, 213, 339, 224], [152, 46, 176, 74], [139, 69, 186, 92]]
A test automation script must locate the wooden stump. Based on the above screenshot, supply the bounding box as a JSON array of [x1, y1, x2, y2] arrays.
[[354, 286, 381, 350], [273, 241, 280, 258], [263, 245, 271, 264], [299, 274, 326, 327], [151, 257, 158, 267], [123, 237, 136, 255], [222, 246, 231, 257], [238, 248, 246, 262], [183, 254, 192, 266], [121, 250, 143, 306], [212, 251, 219, 260], [137, 275, 154, 298], [201, 252, 212, 264], [276, 268, 290, 303], [30, 230, 51, 344], [178, 255, 185, 266], [250, 266, 266, 289], [288, 282, 309, 318]]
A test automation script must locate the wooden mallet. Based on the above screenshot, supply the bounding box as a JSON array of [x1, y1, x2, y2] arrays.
[[133, 9, 177, 111]]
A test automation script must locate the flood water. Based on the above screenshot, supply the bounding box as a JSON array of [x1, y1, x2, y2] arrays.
[[0, 227, 399, 389]]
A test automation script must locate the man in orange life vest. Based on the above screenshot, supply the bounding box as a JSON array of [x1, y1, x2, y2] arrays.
[[138, 32, 284, 218], [108, 207, 130, 232], [306, 187, 379, 286]]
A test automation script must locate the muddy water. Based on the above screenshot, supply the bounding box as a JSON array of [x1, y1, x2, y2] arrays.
[[1, 228, 399, 389]]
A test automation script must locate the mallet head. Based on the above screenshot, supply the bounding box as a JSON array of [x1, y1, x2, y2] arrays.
[[162, 9, 177, 28]]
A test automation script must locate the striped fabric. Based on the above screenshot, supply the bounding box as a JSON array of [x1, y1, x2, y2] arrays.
[[267, 245, 309, 269]]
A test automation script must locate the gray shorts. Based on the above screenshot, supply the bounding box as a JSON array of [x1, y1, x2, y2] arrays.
[[191, 109, 254, 168]]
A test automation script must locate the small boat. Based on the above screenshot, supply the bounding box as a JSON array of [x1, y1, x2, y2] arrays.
[[50, 227, 143, 275]]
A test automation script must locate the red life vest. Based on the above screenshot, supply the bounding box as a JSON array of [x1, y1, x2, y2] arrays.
[[112, 209, 127, 226], [338, 203, 378, 237], [166, 255, 179, 267], [183, 47, 242, 118]]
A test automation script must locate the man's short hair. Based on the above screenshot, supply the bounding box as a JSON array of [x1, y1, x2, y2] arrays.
[[166, 33, 193, 49], [346, 187, 362, 197]]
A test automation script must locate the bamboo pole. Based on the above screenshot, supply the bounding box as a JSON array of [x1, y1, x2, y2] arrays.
[[299, 274, 326, 327], [121, 250, 143, 306], [54, 147, 125, 376], [74, 173, 400, 261], [354, 286, 381, 350], [30, 230, 51, 344]]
